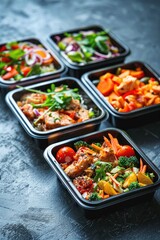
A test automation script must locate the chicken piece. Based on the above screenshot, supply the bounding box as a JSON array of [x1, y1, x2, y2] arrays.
[[117, 76, 139, 94], [44, 112, 75, 129], [78, 108, 90, 121], [152, 85, 160, 94], [67, 99, 81, 111], [64, 147, 93, 178], [20, 93, 46, 104], [59, 113, 75, 126], [20, 104, 35, 120], [99, 148, 117, 162]]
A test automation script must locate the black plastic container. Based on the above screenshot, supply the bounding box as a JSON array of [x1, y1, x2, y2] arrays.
[[0, 37, 66, 94], [5, 77, 106, 149], [43, 128, 160, 212], [48, 25, 130, 78], [82, 61, 160, 129]]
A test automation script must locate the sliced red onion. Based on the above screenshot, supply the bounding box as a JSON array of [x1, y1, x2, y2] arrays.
[[65, 43, 80, 53], [94, 51, 113, 59], [54, 35, 61, 42], [34, 53, 43, 65], [94, 51, 109, 59], [33, 108, 40, 117], [25, 54, 37, 65]]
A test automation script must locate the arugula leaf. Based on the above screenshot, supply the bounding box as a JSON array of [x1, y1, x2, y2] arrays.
[[95, 36, 109, 53], [29, 84, 81, 111], [0, 62, 6, 69], [27, 65, 41, 76], [64, 32, 71, 37], [6, 41, 18, 50], [67, 51, 84, 63], [73, 33, 83, 41], [9, 49, 25, 60]]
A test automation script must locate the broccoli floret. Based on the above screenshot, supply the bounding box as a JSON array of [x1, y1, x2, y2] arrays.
[[89, 192, 101, 201], [74, 140, 92, 150], [118, 156, 139, 168], [128, 181, 140, 191], [116, 176, 125, 183]]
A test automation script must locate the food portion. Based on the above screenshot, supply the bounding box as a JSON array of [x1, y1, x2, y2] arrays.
[[0, 41, 55, 81], [55, 133, 155, 201], [97, 67, 160, 112], [54, 30, 120, 64], [17, 83, 96, 131]]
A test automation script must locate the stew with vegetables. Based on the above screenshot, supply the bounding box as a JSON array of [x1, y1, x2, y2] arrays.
[[97, 67, 160, 112]]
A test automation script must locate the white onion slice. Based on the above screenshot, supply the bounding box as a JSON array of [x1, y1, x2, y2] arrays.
[[25, 54, 37, 66]]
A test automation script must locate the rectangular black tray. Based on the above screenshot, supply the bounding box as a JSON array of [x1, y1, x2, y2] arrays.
[[82, 61, 160, 129], [43, 128, 160, 211], [48, 25, 130, 78], [5, 77, 107, 149], [0, 37, 66, 94]]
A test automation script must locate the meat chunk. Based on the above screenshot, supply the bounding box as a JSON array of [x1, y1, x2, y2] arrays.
[[117, 76, 138, 94], [78, 108, 90, 121], [20, 104, 35, 120], [44, 112, 75, 129], [99, 148, 117, 162], [67, 99, 81, 110], [64, 147, 93, 178], [20, 93, 46, 104]]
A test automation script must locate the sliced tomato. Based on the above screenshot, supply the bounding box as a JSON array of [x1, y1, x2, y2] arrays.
[[21, 66, 31, 77], [2, 57, 11, 63], [56, 146, 76, 164], [116, 145, 135, 157], [0, 45, 7, 52], [11, 44, 19, 50], [2, 68, 18, 80]]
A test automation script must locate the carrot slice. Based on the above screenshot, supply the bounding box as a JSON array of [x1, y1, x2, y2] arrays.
[[106, 173, 120, 186], [108, 133, 119, 153], [130, 70, 145, 79], [91, 143, 102, 151], [139, 158, 144, 172], [43, 56, 54, 65], [141, 165, 147, 173], [103, 136, 112, 148], [97, 77, 114, 96]]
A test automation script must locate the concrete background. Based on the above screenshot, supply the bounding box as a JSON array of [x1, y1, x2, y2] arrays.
[[0, 0, 160, 239]]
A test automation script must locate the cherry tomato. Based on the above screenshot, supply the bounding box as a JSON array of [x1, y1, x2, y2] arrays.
[[116, 145, 135, 157], [56, 147, 76, 164]]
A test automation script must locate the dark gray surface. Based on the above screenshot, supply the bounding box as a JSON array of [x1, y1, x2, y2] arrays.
[[0, 0, 160, 239]]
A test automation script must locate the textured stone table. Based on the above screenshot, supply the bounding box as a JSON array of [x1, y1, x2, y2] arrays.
[[0, 0, 160, 239]]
